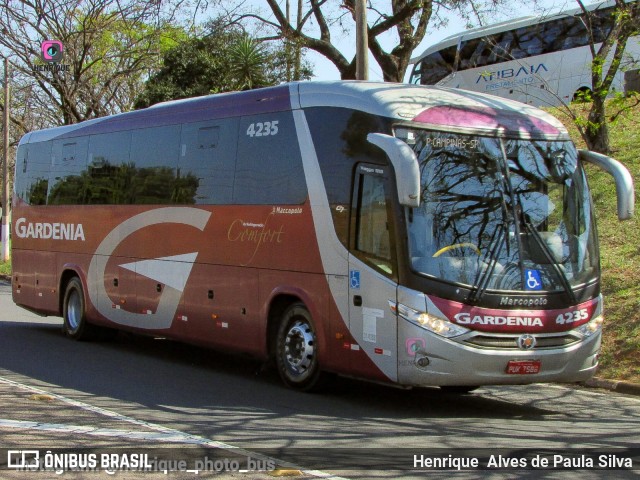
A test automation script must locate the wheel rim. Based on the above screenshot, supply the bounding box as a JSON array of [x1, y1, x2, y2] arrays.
[[67, 290, 81, 332], [283, 319, 315, 376]]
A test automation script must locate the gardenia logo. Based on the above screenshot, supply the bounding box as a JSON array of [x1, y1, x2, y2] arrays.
[[14, 218, 85, 241], [454, 312, 543, 327]]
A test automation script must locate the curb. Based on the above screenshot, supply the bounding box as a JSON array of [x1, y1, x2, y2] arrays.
[[583, 377, 640, 396]]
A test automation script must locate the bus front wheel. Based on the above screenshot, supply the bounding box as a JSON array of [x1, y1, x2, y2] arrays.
[[63, 277, 96, 340], [276, 304, 324, 391]]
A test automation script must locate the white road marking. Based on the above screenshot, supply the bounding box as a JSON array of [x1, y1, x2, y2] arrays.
[[0, 375, 349, 479]]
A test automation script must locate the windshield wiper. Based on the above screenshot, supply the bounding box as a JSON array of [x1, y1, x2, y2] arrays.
[[521, 213, 577, 304], [468, 223, 505, 304], [493, 141, 531, 292]]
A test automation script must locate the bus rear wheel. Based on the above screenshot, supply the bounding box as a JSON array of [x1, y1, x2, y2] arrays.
[[572, 87, 592, 103], [63, 277, 96, 340], [275, 304, 324, 391]]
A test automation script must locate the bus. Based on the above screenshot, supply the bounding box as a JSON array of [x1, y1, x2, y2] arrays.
[[12, 81, 634, 392], [409, 0, 640, 106]]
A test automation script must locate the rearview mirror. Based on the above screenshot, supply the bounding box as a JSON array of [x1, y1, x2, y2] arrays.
[[367, 133, 421, 208], [579, 150, 634, 221]]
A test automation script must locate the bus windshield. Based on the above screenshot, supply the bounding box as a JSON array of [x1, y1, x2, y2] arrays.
[[396, 128, 599, 295]]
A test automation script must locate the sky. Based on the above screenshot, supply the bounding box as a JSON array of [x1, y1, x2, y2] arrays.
[[274, 0, 573, 82]]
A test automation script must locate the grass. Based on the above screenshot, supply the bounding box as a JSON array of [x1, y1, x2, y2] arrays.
[[0, 260, 10, 277], [549, 99, 640, 383]]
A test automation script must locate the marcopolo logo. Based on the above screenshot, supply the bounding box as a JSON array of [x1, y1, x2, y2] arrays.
[[41, 40, 64, 63]]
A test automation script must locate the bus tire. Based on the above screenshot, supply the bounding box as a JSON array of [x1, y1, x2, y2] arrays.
[[62, 277, 96, 341], [572, 87, 592, 103], [275, 303, 324, 391]]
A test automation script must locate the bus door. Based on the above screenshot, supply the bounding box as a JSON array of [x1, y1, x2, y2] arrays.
[[348, 164, 398, 382]]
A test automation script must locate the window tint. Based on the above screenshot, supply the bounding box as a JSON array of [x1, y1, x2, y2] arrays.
[[130, 125, 180, 169], [48, 137, 89, 205], [424, 5, 617, 79], [305, 108, 390, 247], [178, 119, 237, 204], [130, 125, 184, 204], [62, 142, 77, 162], [197, 126, 219, 150], [86, 131, 132, 204], [418, 46, 457, 84], [15, 142, 51, 205], [488, 31, 514, 64], [510, 24, 545, 59], [235, 112, 306, 204], [590, 8, 615, 44], [355, 172, 393, 275], [89, 131, 131, 167]]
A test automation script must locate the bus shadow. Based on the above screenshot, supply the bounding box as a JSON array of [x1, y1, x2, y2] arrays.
[[2, 320, 561, 423], [6, 320, 638, 452]]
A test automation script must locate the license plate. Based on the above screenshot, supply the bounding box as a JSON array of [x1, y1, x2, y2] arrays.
[[506, 360, 541, 375]]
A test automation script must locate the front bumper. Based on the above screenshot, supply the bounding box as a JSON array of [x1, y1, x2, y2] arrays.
[[398, 319, 601, 387]]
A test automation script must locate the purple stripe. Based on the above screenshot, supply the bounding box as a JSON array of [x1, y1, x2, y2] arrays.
[[59, 85, 292, 138], [413, 105, 560, 136]]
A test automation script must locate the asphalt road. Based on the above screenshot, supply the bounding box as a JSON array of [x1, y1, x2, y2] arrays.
[[0, 280, 638, 479]]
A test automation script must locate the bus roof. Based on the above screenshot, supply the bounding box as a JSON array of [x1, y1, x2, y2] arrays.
[[21, 84, 293, 145], [411, 0, 619, 64], [295, 82, 567, 138], [20, 81, 568, 145]]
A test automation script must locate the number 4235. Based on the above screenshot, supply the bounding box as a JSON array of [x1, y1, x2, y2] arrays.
[[246, 121, 279, 137], [556, 308, 588, 324]]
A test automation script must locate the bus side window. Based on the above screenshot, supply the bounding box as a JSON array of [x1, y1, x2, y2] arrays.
[[460, 38, 489, 69], [178, 119, 237, 205], [87, 131, 132, 204], [130, 125, 182, 205], [48, 137, 89, 205], [489, 32, 513, 64], [417, 46, 456, 84], [353, 171, 395, 277], [235, 112, 306, 205], [511, 23, 544, 59], [17, 142, 51, 206]]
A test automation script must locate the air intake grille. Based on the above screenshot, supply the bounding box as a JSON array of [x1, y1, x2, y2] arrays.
[[464, 333, 581, 350]]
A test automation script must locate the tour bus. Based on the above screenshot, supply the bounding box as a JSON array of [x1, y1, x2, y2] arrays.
[[409, 0, 640, 106], [12, 81, 634, 392]]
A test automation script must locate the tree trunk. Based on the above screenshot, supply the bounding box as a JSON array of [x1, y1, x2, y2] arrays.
[[585, 95, 611, 154]]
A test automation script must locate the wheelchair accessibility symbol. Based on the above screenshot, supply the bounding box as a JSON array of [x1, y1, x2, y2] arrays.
[[350, 270, 361, 289], [525, 269, 543, 291]]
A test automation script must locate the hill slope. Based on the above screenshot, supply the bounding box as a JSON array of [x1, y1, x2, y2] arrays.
[[550, 101, 640, 383]]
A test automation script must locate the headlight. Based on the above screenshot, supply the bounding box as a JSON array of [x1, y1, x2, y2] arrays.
[[575, 315, 603, 338], [392, 302, 469, 338]]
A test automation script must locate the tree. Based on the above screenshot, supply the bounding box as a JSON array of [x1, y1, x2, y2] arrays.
[[230, 35, 270, 90], [236, 0, 509, 83], [569, 0, 640, 153], [0, 0, 184, 126], [262, 0, 429, 81], [134, 21, 313, 108]]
